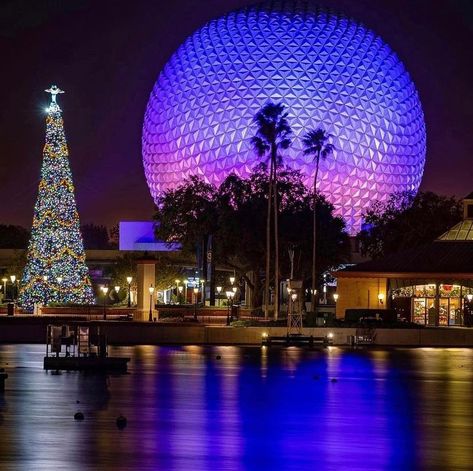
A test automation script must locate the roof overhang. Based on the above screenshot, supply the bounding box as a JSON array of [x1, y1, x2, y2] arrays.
[[334, 271, 473, 279]]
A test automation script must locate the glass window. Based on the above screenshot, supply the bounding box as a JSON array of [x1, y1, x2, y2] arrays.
[[413, 298, 426, 325], [415, 284, 436, 297], [439, 284, 460, 297]]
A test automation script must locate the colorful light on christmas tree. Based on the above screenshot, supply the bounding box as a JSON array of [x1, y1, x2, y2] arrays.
[[18, 85, 95, 310]]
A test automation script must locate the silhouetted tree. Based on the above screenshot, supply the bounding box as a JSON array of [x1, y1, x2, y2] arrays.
[[251, 102, 292, 319], [81, 224, 110, 249], [358, 191, 462, 259], [302, 128, 334, 311], [154, 167, 349, 309]]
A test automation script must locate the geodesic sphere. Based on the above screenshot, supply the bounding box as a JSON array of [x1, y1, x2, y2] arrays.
[[142, 0, 426, 233]]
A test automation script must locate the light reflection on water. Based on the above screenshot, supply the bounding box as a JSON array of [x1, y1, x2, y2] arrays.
[[1, 345, 473, 470]]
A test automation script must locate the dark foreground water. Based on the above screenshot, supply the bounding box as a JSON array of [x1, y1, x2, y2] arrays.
[[1, 345, 473, 470]]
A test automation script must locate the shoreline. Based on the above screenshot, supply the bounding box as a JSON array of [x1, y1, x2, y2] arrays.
[[1, 317, 473, 347]]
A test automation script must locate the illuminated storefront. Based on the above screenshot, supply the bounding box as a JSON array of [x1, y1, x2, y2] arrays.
[[391, 283, 473, 326], [334, 195, 473, 325]]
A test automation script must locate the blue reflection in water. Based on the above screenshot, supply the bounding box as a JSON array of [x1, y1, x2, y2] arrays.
[[1, 345, 473, 470]]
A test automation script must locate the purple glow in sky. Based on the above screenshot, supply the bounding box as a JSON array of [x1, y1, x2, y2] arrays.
[[142, 0, 426, 232]]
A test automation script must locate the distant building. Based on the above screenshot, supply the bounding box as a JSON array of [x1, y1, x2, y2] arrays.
[[334, 194, 473, 326]]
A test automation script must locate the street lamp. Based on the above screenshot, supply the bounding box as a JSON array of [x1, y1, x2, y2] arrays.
[[226, 290, 235, 325], [43, 275, 49, 306], [333, 293, 339, 303], [126, 276, 133, 308], [2, 278, 7, 300], [148, 285, 155, 322], [467, 294, 473, 303], [56, 276, 63, 303], [225, 290, 232, 325], [175, 279, 180, 304], [101, 286, 109, 320], [178, 285, 183, 303], [193, 287, 199, 320], [10, 275, 16, 301], [377, 293, 385, 305], [229, 276, 235, 285]]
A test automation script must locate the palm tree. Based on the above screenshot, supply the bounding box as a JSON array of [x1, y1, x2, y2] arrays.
[[302, 128, 334, 312], [251, 102, 292, 319]]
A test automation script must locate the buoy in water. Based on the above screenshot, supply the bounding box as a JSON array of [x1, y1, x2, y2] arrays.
[[116, 415, 127, 429], [74, 412, 84, 421]]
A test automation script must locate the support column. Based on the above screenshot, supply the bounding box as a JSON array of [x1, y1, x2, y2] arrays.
[[135, 259, 156, 321]]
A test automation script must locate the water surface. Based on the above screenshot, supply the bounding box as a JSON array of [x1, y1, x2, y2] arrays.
[[1, 345, 472, 470]]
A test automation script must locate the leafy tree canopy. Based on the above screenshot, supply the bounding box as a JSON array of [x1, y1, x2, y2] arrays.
[[358, 191, 462, 259], [155, 165, 349, 301], [81, 224, 115, 250]]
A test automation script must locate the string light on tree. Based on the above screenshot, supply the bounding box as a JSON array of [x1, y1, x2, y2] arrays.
[[18, 85, 95, 309]]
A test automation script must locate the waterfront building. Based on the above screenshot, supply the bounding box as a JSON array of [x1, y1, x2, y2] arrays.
[[334, 195, 473, 326]]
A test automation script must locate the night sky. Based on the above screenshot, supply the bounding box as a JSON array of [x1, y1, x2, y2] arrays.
[[1, 0, 472, 228]]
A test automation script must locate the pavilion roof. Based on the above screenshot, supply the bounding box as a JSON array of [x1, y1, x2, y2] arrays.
[[337, 241, 473, 276]]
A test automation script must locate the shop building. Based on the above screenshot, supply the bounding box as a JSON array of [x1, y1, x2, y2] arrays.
[[334, 195, 473, 326]]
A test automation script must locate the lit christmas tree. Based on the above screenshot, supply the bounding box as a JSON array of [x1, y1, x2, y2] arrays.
[[18, 85, 95, 309]]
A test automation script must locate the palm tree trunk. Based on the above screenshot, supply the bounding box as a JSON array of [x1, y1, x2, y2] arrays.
[[273, 155, 279, 321], [264, 161, 273, 319], [311, 154, 320, 313]]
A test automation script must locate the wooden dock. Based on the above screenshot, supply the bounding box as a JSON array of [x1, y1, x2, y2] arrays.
[[43, 356, 130, 372]]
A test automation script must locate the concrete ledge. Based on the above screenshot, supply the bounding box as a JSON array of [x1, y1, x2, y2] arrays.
[[0, 318, 473, 346]]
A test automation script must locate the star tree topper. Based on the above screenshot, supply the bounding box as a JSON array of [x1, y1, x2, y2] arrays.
[[45, 85, 65, 104]]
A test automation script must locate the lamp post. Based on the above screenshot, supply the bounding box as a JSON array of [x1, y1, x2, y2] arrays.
[[126, 276, 133, 308], [43, 275, 48, 306], [216, 286, 222, 307], [56, 276, 63, 304], [175, 279, 180, 304], [178, 285, 183, 303], [333, 293, 339, 303], [225, 290, 232, 326], [10, 275, 16, 301], [148, 285, 154, 322], [226, 290, 235, 325], [2, 278, 7, 300], [229, 275, 235, 286], [114, 285, 120, 304], [101, 286, 109, 320], [232, 285, 238, 316], [193, 287, 199, 320]]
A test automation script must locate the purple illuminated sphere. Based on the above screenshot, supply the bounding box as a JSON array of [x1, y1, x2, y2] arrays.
[[142, 1, 426, 233]]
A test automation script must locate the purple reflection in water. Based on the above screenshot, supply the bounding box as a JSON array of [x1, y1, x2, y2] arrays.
[[1, 345, 472, 470]]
